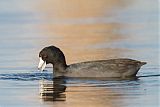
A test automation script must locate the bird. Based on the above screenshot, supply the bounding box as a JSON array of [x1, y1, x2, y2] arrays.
[[38, 46, 146, 78]]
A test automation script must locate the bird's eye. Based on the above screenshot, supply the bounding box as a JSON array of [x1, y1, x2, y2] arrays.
[[41, 55, 47, 61], [44, 55, 47, 58]]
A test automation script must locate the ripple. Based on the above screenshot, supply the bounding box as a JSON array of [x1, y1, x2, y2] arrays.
[[0, 72, 53, 81]]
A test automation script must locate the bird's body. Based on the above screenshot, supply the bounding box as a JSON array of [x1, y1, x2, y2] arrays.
[[38, 46, 146, 78], [55, 59, 146, 78]]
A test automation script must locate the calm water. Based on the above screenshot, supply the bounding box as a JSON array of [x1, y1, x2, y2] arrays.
[[0, 0, 159, 107]]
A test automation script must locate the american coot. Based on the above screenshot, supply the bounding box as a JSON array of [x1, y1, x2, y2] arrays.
[[38, 46, 146, 78]]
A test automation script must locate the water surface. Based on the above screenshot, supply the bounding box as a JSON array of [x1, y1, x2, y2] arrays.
[[0, 0, 159, 107]]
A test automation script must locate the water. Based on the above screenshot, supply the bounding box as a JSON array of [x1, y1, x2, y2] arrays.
[[0, 0, 159, 107]]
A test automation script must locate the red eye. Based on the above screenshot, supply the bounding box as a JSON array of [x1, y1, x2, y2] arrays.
[[44, 55, 47, 58]]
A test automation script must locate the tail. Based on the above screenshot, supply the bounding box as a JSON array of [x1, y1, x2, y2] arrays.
[[139, 61, 147, 66]]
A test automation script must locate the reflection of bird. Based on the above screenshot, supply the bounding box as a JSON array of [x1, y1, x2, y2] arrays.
[[38, 46, 146, 78], [39, 77, 66, 101]]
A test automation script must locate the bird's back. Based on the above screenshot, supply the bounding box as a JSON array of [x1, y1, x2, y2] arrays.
[[65, 58, 146, 78]]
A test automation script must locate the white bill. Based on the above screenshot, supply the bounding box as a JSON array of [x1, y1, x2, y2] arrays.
[[38, 57, 46, 71]]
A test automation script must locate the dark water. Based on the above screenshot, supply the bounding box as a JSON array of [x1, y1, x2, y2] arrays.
[[0, 0, 159, 107]]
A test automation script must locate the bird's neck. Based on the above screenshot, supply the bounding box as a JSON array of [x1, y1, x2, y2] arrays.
[[53, 63, 68, 77], [53, 62, 68, 72], [52, 55, 68, 76]]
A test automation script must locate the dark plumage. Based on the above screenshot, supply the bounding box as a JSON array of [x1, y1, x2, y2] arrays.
[[38, 46, 146, 78]]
